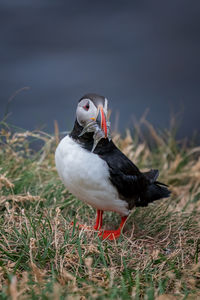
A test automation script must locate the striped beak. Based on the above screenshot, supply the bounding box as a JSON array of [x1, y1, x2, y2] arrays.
[[96, 105, 108, 138]]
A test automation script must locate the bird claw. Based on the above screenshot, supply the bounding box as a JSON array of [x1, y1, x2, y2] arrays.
[[98, 229, 121, 240]]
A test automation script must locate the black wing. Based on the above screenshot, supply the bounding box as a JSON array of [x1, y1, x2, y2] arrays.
[[70, 121, 170, 207], [95, 140, 149, 200]]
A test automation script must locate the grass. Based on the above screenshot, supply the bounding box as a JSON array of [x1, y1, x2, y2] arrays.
[[0, 120, 200, 299]]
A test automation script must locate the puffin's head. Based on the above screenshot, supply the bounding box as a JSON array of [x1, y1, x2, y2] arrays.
[[76, 93, 108, 138]]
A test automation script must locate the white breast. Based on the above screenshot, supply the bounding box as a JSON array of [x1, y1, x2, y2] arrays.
[[55, 135, 129, 216]]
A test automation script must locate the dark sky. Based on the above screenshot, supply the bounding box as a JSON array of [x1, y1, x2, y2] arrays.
[[0, 0, 200, 138]]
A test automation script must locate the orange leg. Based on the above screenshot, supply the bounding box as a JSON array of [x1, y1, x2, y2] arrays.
[[98, 216, 127, 240], [71, 212, 127, 240], [71, 209, 104, 231], [93, 210, 103, 230]]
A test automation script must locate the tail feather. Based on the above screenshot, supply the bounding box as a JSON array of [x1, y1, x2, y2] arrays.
[[136, 181, 171, 207], [155, 180, 169, 188]]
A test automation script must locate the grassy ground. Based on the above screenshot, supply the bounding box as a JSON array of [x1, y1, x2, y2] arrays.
[[0, 121, 200, 299]]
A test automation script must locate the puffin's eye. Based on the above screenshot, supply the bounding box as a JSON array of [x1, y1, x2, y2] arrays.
[[83, 102, 90, 111]]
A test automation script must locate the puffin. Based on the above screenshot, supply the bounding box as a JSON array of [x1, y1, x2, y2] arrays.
[[55, 93, 170, 240]]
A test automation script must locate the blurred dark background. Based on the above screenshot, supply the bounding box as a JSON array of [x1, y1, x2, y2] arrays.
[[0, 0, 200, 139]]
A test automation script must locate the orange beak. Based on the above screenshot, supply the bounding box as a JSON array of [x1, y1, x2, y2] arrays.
[[96, 105, 107, 138]]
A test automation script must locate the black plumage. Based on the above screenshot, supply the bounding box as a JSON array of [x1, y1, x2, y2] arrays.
[[70, 117, 170, 210], [79, 93, 106, 107]]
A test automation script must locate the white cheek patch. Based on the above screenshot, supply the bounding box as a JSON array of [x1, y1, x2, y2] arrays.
[[76, 99, 97, 126]]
